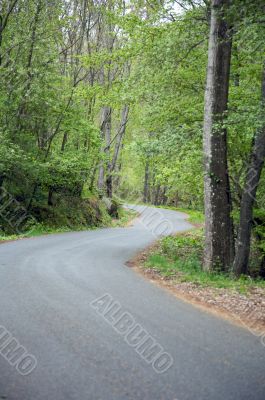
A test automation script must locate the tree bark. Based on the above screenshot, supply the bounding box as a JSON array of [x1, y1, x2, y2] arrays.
[[233, 62, 265, 276], [143, 162, 150, 203], [110, 105, 129, 172], [0, 174, 4, 189], [48, 188, 53, 206], [161, 186, 168, 205], [106, 105, 129, 197], [98, 106, 111, 193], [61, 133, 68, 152], [154, 184, 161, 205], [0, 15, 3, 67], [203, 0, 234, 271]]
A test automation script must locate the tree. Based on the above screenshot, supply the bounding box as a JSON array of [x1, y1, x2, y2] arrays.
[[233, 62, 265, 276], [202, 0, 234, 271]]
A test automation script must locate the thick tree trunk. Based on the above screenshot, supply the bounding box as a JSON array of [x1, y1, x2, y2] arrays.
[[233, 63, 265, 276], [203, 0, 234, 271]]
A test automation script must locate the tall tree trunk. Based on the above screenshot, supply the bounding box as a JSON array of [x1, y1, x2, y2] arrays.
[[106, 175, 112, 198], [0, 16, 3, 67], [106, 105, 129, 197], [110, 105, 129, 172], [203, 0, 234, 272], [0, 175, 4, 189], [143, 162, 150, 203], [233, 62, 265, 276], [104, 106, 112, 197], [154, 184, 160, 205], [61, 133, 68, 152], [89, 157, 99, 192], [48, 188, 53, 206], [161, 186, 167, 205], [98, 162, 105, 193], [98, 106, 111, 193]]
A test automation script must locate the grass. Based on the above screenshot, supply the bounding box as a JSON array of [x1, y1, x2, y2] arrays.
[[145, 229, 265, 294]]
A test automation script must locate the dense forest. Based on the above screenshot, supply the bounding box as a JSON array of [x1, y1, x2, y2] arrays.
[[0, 0, 265, 278]]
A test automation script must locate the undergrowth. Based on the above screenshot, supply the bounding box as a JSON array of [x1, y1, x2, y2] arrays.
[[145, 229, 265, 294]]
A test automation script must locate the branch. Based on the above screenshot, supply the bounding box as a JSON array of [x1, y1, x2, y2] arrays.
[[1, 0, 19, 33]]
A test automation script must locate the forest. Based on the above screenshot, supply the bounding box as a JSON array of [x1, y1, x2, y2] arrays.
[[0, 0, 265, 279]]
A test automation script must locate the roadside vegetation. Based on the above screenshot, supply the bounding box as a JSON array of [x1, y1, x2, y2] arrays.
[[0, 200, 137, 242], [141, 225, 265, 330], [0, 0, 265, 284], [145, 228, 265, 294]]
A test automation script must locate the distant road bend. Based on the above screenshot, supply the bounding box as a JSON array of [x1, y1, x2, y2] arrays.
[[0, 205, 264, 400]]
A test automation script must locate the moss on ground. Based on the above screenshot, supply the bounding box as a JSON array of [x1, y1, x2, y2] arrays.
[[0, 196, 137, 242]]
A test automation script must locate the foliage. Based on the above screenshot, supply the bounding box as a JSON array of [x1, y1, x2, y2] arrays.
[[0, 201, 136, 241], [146, 230, 265, 292], [0, 0, 264, 276]]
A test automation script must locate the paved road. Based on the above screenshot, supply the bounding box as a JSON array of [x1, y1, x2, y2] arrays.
[[0, 205, 264, 400]]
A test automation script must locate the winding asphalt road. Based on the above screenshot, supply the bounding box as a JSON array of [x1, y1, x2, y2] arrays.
[[0, 205, 264, 400]]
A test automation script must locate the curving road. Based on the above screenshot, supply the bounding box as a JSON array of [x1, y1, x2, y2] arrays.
[[0, 205, 264, 400]]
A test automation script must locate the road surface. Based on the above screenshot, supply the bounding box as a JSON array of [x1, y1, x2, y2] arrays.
[[0, 205, 264, 400]]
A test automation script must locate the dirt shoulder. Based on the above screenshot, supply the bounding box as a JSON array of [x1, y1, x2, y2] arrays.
[[126, 243, 265, 336]]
